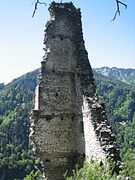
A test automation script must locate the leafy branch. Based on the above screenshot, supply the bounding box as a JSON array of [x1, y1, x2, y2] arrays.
[[112, 0, 127, 21]]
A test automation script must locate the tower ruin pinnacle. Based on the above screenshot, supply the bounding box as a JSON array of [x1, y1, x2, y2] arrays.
[[30, 2, 121, 179]]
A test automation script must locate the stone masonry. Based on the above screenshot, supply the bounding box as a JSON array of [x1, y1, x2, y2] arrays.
[[30, 2, 121, 179]]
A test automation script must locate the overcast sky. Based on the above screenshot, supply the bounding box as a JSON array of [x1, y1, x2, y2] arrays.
[[0, 0, 135, 84]]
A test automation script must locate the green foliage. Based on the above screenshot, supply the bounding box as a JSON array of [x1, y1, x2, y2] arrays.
[[0, 69, 40, 179], [120, 149, 135, 178], [24, 170, 43, 180], [65, 160, 118, 180]]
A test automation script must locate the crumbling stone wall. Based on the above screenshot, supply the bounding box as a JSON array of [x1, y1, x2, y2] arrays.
[[30, 2, 121, 179]]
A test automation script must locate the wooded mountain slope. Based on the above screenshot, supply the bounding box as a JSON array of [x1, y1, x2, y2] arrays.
[[0, 68, 135, 179]]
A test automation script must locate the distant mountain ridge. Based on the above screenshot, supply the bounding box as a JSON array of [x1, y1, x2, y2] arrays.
[[94, 67, 135, 86]]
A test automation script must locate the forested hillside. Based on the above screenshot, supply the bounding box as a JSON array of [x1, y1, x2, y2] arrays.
[[93, 70, 135, 178], [0, 70, 42, 179], [0, 68, 135, 179]]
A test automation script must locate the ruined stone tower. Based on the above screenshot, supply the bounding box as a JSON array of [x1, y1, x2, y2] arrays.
[[30, 2, 121, 179]]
